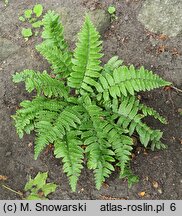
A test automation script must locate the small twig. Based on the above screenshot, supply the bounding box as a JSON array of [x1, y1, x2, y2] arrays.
[[171, 86, 182, 94], [2, 184, 23, 197], [168, 90, 175, 110]]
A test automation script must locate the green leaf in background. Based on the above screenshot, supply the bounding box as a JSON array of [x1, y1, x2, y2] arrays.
[[3, 0, 9, 6], [32, 21, 43, 28], [108, 6, 116, 15], [21, 28, 33, 38], [24, 178, 34, 191], [29, 17, 37, 23], [24, 172, 57, 200], [24, 9, 32, 19], [33, 4, 43, 17], [41, 183, 57, 196], [33, 172, 48, 189], [19, 16, 25, 22]]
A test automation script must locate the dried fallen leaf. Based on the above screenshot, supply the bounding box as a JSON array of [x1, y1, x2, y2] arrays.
[[171, 48, 180, 56], [158, 34, 168, 41], [164, 86, 172, 91], [156, 45, 166, 54], [132, 137, 138, 146], [38, 191, 44, 197], [44, 144, 54, 155], [131, 153, 136, 159], [136, 147, 143, 155], [137, 95, 142, 100], [138, 191, 146, 197], [0, 175, 8, 181], [102, 182, 109, 189], [158, 189, 163, 194], [50, 74, 56, 78], [177, 108, 182, 113], [143, 149, 148, 155], [144, 176, 149, 181], [152, 180, 159, 189], [28, 142, 33, 148]]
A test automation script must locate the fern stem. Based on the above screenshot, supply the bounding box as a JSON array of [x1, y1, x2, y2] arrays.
[[171, 86, 182, 94], [2, 184, 23, 197]]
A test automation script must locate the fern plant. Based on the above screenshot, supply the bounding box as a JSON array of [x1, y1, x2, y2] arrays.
[[24, 172, 57, 200], [12, 11, 171, 191]]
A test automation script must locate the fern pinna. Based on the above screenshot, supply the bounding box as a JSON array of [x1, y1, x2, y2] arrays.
[[12, 11, 171, 191]]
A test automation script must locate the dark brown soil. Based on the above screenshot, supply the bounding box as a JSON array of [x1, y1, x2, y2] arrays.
[[0, 0, 181, 200]]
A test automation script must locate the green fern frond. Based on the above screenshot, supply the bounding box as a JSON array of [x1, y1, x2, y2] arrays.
[[139, 103, 167, 124], [34, 105, 82, 159], [13, 70, 68, 98], [120, 166, 139, 188], [109, 130, 133, 173], [68, 15, 103, 93], [36, 44, 72, 78], [84, 118, 115, 190], [80, 97, 115, 189], [12, 97, 64, 138], [34, 120, 60, 159], [103, 56, 123, 74], [108, 96, 166, 149], [36, 11, 72, 78], [85, 124, 115, 190], [41, 10, 67, 49], [97, 65, 171, 100], [53, 106, 82, 133], [54, 131, 84, 192], [13, 96, 82, 159], [100, 116, 134, 175]]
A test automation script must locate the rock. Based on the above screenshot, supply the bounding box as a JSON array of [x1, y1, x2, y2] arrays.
[[158, 53, 182, 86], [124, 15, 129, 21], [157, 188, 163, 194], [89, 9, 110, 34], [138, 0, 182, 37], [55, 7, 110, 44], [0, 38, 20, 61], [5, 151, 12, 157]]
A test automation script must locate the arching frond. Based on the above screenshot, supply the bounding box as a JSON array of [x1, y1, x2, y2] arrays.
[[12, 97, 65, 138], [103, 56, 123, 75], [79, 96, 115, 189], [139, 103, 167, 124], [97, 65, 171, 100], [36, 11, 72, 78], [13, 70, 68, 98], [68, 15, 103, 94], [109, 96, 166, 150], [54, 131, 84, 192], [34, 105, 82, 159]]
